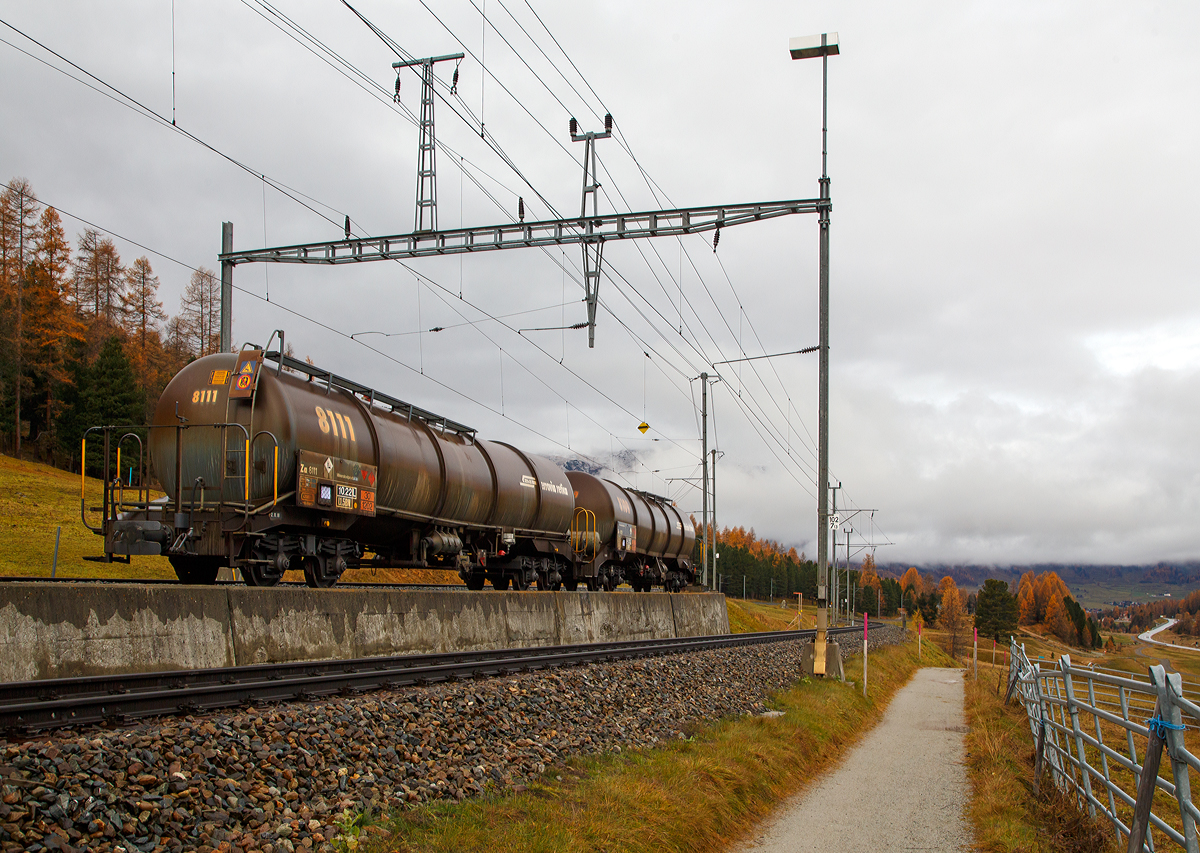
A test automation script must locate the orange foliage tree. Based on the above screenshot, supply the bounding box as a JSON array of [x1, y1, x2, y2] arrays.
[[900, 567, 925, 597], [939, 578, 971, 658]]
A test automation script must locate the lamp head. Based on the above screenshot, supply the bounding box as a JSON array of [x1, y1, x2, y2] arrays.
[[789, 32, 839, 60]]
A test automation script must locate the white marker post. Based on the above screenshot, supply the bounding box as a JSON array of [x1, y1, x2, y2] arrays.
[[795, 592, 803, 629], [863, 612, 868, 697], [974, 626, 978, 677], [918, 621, 922, 659]]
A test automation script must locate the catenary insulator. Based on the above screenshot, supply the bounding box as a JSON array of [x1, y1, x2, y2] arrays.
[[569, 117, 577, 136], [604, 113, 613, 133]]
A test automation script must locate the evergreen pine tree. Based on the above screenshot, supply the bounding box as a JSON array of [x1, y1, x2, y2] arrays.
[[975, 578, 1019, 642]]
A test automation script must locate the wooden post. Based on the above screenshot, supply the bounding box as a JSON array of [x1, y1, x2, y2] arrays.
[[1128, 668, 1168, 853], [1034, 719, 1047, 787], [1160, 670, 1198, 851]]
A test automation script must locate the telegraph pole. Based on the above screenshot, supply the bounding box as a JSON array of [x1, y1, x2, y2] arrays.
[[711, 448, 719, 585], [790, 32, 838, 675], [700, 371, 709, 588]]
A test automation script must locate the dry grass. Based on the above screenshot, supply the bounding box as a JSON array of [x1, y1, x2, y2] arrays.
[[0, 453, 175, 579], [0, 454, 469, 586], [725, 597, 810, 633], [965, 664, 1117, 853], [350, 637, 956, 853]]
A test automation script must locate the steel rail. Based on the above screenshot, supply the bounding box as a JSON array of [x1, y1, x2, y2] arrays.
[[0, 577, 469, 590], [0, 625, 873, 733]]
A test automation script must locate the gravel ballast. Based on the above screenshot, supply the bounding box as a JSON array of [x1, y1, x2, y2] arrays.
[[0, 626, 906, 853]]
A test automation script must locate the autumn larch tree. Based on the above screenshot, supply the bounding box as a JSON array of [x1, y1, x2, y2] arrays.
[[1018, 575, 1038, 625], [72, 229, 126, 341], [180, 267, 221, 356], [24, 206, 83, 452], [859, 554, 882, 615], [121, 256, 168, 417], [0, 178, 40, 452], [900, 566, 926, 615], [939, 579, 971, 659], [1044, 593, 1075, 644]]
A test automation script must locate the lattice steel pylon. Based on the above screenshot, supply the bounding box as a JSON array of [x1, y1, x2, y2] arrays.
[[571, 114, 612, 348], [394, 53, 463, 233]]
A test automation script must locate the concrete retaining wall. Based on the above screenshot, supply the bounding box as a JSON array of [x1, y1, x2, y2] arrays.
[[0, 584, 729, 682]]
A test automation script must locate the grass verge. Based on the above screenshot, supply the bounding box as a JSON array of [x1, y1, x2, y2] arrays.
[[348, 636, 953, 853], [0, 453, 175, 579], [725, 597, 808, 633], [964, 663, 1115, 853]]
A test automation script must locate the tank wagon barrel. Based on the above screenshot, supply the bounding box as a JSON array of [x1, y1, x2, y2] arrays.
[[88, 343, 696, 593]]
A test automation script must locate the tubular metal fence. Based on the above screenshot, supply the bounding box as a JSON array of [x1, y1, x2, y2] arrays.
[[1007, 637, 1200, 852]]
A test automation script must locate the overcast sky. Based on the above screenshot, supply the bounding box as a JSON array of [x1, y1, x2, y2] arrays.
[[3, 1, 1198, 566]]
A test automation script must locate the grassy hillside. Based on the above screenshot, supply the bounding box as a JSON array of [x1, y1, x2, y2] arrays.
[[0, 454, 461, 585], [0, 453, 175, 579]]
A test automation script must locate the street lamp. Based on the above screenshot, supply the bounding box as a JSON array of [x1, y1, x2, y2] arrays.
[[790, 31, 838, 676]]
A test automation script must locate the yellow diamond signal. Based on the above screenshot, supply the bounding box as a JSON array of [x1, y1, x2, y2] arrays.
[[638, 422, 650, 434]]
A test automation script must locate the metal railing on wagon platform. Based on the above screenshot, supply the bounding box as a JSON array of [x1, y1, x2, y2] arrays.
[[1007, 637, 1200, 852]]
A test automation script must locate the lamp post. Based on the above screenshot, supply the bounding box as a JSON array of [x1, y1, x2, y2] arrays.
[[790, 32, 838, 675]]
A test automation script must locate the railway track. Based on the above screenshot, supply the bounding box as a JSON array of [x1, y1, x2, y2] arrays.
[[0, 576, 467, 591], [0, 625, 871, 733]]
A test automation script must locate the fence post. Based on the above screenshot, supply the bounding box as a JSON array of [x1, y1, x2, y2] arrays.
[[51, 526, 61, 578], [1128, 666, 1168, 853], [1031, 663, 1059, 788], [1160, 670, 1198, 852], [1034, 716, 1048, 787], [1061, 655, 1097, 818], [1003, 637, 1019, 705]]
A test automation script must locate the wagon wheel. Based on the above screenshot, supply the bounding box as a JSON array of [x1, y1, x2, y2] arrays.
[[302, 556, 337, 589], [491, 575, 511, 591], [241, 562, 282, 587], [169, 555, 221, 585], [465, 575, 486, 591]]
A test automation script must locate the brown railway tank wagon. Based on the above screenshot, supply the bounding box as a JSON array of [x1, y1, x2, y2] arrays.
[[87, 344, 696, 592], [566, 472, 695, 592]]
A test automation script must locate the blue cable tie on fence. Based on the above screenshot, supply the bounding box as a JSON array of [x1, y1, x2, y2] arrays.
[[1146, 715, 1186, 739]]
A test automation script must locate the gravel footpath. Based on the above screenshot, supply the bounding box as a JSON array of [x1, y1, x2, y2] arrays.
[[733, 667, 973, 853], [0, 627, 905, 853]]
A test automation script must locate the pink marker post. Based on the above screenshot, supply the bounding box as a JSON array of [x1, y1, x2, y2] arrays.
[[863, 612, 868, 697]]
